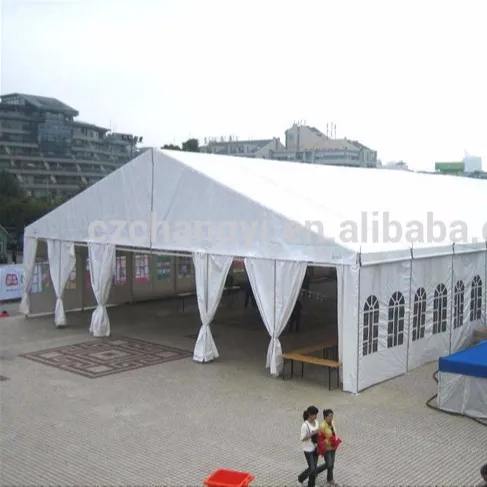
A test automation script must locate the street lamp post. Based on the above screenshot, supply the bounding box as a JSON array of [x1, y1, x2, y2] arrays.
[[121, 134, 143, 160]]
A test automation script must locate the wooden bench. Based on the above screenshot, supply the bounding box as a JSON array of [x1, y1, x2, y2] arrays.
[[281, 352, 341, 390], [292, 339, 338, 360]]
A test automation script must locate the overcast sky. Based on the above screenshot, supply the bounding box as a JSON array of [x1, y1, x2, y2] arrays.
[[1, 0, 486, 170]]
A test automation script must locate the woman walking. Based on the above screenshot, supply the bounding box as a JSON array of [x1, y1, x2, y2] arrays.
[[319, 408, 340, 485], [298, 406, 327, 486]]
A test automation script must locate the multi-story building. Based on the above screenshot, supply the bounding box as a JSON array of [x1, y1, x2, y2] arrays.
[[200, 137, 285, 158], [274, 123, 378, 167], [199, 123, 378, 168], [0, 93, 141, 198]]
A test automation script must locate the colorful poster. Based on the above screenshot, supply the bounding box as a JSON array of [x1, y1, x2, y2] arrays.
[[0, 264, 24, 301], [178, 257, 192, 278], [31, 263, 42, 294], [86, 258, 91, 288], [232, 259, 245, 273], [114, 256, 127, 285], [134, 254, 150, 283], [65, 267, 77, 290], [41, 261, 50, 289], [156, 255, 171, 280]]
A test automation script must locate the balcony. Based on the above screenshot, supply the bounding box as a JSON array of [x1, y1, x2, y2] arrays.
[[0, 152, 120, 167], [0, 127, 30, 135], [0, 140, 38, 148]]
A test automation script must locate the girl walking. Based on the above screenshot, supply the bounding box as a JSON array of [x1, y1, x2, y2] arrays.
[[298, 406, 327, 486]]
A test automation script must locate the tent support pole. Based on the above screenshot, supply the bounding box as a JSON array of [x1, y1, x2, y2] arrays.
[[273, 259, 277, 376], [406, 247, 413, 373], [204, 253, 209, 363], [449, 244, 455, 354], [484, 243, 487, 324], [355, 253, 362, 394]]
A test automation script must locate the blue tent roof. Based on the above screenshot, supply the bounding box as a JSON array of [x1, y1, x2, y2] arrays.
[[439, 341, 487, 379]]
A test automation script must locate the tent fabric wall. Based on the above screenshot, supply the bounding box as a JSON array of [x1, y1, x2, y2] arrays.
[[244, 257, 306, 375], [192, 252, 233, 363], [438, 372, 487, 419], [47, 240, 76, 327], [19, 237, 38, 316], [407, 255, 452, 371], [451, 250, 486, 353], [88, 243, 116, 337], [336, 264, 360, 394], [358, 260, 411, 390]]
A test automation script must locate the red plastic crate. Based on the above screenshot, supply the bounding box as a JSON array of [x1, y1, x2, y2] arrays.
[[203, 468, 255, 487]]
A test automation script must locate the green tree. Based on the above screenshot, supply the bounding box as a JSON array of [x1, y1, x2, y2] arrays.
[[162, 144, 181, 150], [0, 170, 23, 199], [182, 138, 199, 152]]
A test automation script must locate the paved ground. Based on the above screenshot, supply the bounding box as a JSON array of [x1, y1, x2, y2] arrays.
[[1, 296, 486, 486]]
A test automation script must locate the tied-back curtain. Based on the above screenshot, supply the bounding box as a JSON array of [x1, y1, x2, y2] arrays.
[[19, 237, 38, 316], [244, 257, 307, 375], [47, 240, 76, 327], [88, 243, 116, 337], [192, 252, 233, 362]]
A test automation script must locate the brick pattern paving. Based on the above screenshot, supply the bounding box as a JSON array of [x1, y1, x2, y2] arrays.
[[1, 302, 487, 486], [20, 336, 192, 378]]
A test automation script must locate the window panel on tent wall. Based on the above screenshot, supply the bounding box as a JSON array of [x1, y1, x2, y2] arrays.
[[408, 255, 452, 371], [358, 260, 410, 391], [451, 251, 485, 353]]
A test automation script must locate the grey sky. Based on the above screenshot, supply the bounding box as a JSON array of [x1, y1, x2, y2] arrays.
[[1, 0, 486, 170]]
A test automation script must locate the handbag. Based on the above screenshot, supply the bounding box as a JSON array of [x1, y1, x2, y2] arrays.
[[307, 424, 318, 444]]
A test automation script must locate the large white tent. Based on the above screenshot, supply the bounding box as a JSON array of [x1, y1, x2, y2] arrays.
[[21, 149, 487, 393]]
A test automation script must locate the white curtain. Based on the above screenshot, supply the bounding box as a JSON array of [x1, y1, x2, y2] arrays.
[[88, 243, 116, 337], [336, 264, 360, 394], [244, 257, 307, 375], [193, 252, 233, 362], [19, 237, 38, 316], [47, 240, 76, 327]]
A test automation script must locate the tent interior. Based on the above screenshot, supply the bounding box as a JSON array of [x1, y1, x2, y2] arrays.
[[26, 241, 339, 383], [20, 149, 487, 394]]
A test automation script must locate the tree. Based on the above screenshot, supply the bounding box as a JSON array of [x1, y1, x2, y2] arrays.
[[182, 138, 199, 152], [162, 144, 181, 150], [0, 170, 24, 199]]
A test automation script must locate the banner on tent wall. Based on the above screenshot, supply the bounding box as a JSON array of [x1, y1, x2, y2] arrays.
[[0, 265, 24, 301], [86, 258, 91, 288], [178, 257, 192, 278], [65, 267, 77, 291], [156, 256, 171, 280], [134, 254, 150, 283], [232, 259, 245, 273], [114, 256, 127, 285], [30, 261, 51, 294]]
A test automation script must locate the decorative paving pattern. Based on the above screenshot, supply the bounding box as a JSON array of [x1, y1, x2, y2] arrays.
[[0, 375, 9, 382], [20, 337, 192, 379]]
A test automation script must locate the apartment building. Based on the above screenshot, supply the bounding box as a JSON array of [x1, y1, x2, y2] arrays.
[[0, 93, 141, 198], [199, 123, 378, 168], [200, 137, 285, 158]]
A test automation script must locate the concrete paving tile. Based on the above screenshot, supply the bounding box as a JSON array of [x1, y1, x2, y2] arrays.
[[1, 302, 486, 486]]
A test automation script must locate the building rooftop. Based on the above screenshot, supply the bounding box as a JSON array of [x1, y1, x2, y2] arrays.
[[0, 93, 79, 117], [71, 120, 109, 132]]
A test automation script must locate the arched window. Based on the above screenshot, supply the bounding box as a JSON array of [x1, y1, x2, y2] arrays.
[[363, 295, 379, 356], [453, 280, 465, 329], [470, 275, 482, 322], [433, 284, 448, 334], [412, 288, 426, 341], [388, 292, 405, 348]]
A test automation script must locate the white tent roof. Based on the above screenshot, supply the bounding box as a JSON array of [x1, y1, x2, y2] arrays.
[[25, 149, 487, 265]]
